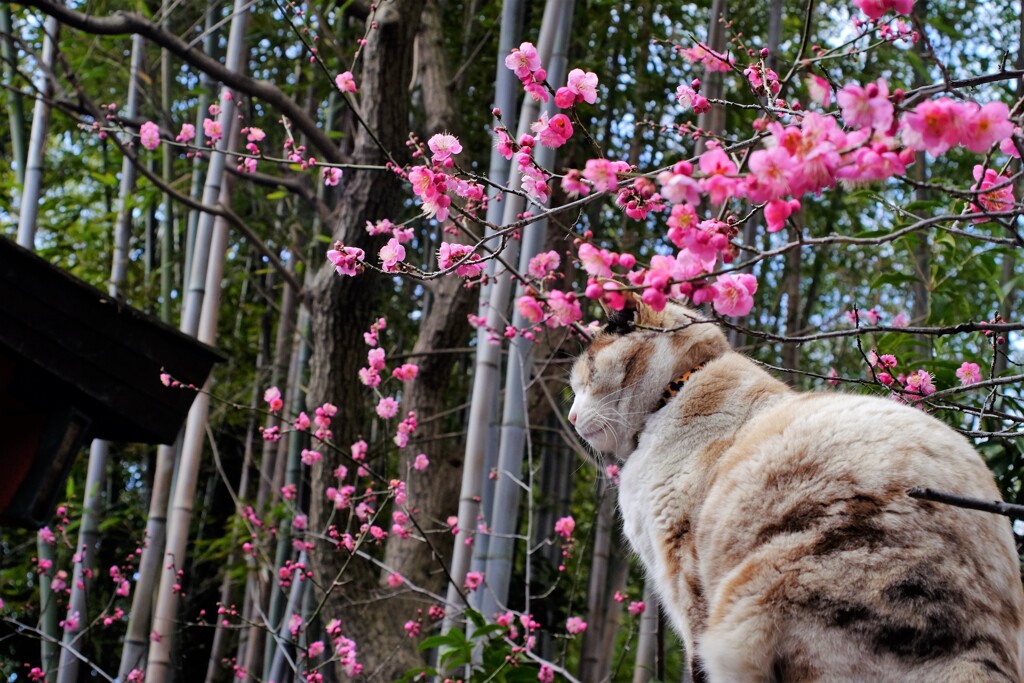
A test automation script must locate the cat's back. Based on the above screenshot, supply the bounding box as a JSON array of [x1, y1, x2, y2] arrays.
[[696, 391, 1024, 682]]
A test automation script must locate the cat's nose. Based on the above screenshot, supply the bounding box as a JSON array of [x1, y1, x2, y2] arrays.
[[568, 408, 577, 425]]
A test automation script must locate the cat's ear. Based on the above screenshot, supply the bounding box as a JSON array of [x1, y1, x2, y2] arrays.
[[604, 304, 636, 335], [600, 286, 640, 335]]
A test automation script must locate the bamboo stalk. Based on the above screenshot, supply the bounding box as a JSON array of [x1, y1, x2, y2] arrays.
[[146, 6, 249, 668], [478, 0, 574, 620], [16, 15, 59, 248], [0, 5, 27, 185], [58, 33, 144, 683], [444, 0, 566, 630]]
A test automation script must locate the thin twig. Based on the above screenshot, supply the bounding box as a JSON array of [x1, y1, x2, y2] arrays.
[[907, 487, 1024, 518]]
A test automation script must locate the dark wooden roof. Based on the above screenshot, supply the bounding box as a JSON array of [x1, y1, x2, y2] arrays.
[[0, 236, 224, 444]]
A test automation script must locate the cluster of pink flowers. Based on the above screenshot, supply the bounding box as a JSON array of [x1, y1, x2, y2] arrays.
[[504, 41, 548, 102], [853, 0, 913, 19], [263, 386, 284, 412], [437, 241, 484, 278], [970, 165, 1015, 221], [744, 61, 781, 98], [677, 42, 733, 73], [393, 411, 418, 447], [530, 112, 574, 149], [326, 242, 365, 277], [314, 402, 336, 441], [360, 347, 387, 387], [325, 619, 362, 676], [409, 165, 452, 222], [902, 99, 1013, 157], [110, 565, 131, 598]]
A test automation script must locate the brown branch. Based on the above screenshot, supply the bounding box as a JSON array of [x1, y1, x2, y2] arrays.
[[903, 69, 1024, 106], [717, 318, 1024, 344], [907, 487, 1024, 518], [18, 0, 344, 163]]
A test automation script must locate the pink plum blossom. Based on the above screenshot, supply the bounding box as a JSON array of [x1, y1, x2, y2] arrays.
[[545, 290, 582, 327], [956, 362, 981, 386], [428, 132, 463, 162], [554, 516, 575, 540], [392, 363, 419, 381], [963, 102, 1013, 152], [202, 118, 222, 143], [711, 273, 758, 317], [176, 123, 195, 143], [517, 295, 545, 324], [807, 74, 832, 108], [413, 453, 430, 471], [837, 78, 893, 132], [60, 611, 80, 631], [386, 573, 404, 588], [970, 165, 1015, 221], [528, 250, 561, 279], [505, 42, 541, 79], [438, 242, 484, 278], [532, 112, 574, 148], [565, 68, 599, 104], [538, 664, 554, 683], [764, 199, 800, 233], [582, 158, 629, 193], [901, 98, 965, 156], [679, 43, 733, 72], [853, 0, 914, 19], [139, 121, 161, 150], [376, 397, 400, 419], [658, 161, 701, 205], [627, 601, 646, 615], [335, 71, 357, 93], [323, 167, 342, 186], [566, 616, 588, 635], [263, 386, 283, 412], [378, 238, 406, 273], [464, 571, 484, 591], [327, 243, 365, 277]]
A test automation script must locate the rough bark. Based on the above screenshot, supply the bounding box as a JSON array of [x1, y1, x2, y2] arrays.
[[307, 2, 421, 680]]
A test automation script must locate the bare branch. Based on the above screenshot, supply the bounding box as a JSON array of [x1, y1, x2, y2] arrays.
[[18, 0, 344, 163], [907, 487, 1024, 518]]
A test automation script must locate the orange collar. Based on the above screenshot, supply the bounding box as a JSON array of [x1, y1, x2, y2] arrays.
[[655, 362, 707, 410]]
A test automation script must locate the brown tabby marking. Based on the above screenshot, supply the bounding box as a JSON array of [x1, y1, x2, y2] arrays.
[[569, 298, 1024, 682]]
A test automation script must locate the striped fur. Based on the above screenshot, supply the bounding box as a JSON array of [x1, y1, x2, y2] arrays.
[[569, 300, 1024, 682]]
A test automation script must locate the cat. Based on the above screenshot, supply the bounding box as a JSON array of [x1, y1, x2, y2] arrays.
[[568, 295, 1024, 682]]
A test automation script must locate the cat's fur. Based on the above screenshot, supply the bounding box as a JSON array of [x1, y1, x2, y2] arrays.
[[569, 297, 1024, 682]]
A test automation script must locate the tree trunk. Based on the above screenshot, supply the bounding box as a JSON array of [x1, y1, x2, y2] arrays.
[[306, 2, 420, 680]]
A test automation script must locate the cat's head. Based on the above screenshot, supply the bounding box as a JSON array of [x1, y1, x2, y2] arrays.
[[568, 294, 729, 459]]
